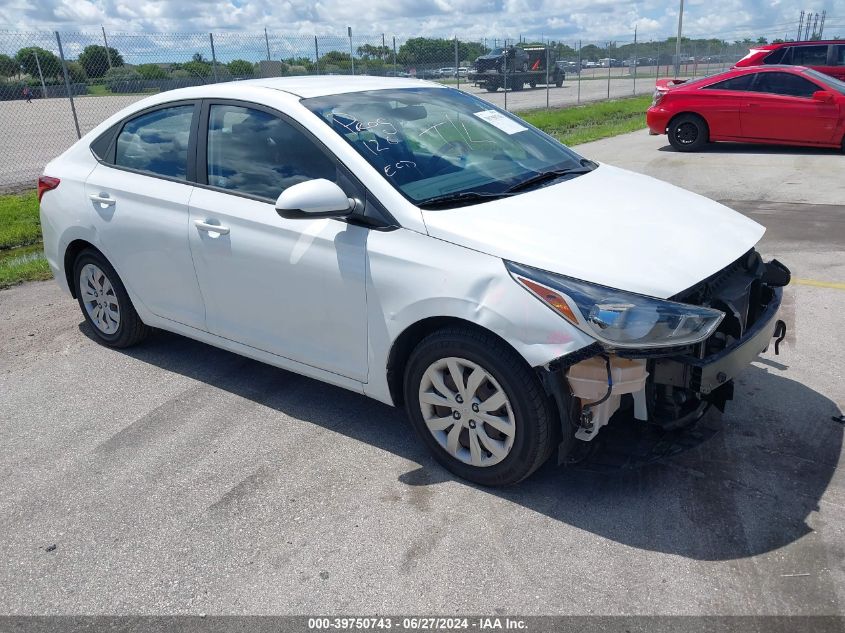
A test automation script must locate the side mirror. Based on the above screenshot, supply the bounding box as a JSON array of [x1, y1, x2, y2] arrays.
[[275, 179, 354, 220], [812, 90, 835, 104]]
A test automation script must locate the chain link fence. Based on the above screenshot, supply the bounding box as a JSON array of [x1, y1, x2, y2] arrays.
[[0, 28, 766, 190]]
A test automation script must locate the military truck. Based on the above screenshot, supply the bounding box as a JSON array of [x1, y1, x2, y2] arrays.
[[468, 45, 565, 92]]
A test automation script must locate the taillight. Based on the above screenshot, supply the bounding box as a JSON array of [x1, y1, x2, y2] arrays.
[[651, 90, 664, 107], [37, 176, 60, 202]]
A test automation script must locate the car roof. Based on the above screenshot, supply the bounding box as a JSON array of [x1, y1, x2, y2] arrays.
[[753, 40, 844, 51], [229, 75, 437, 98]]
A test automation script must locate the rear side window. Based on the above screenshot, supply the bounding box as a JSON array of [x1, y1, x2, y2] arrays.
[[836, 45, 845, 66], [763, 48, 787, 65], [790, 45, 829, 66], [206, 104, 337, 200], [115, 105, 195, 180], [704, 74, 755, 91], [753, 72, 820, 98]]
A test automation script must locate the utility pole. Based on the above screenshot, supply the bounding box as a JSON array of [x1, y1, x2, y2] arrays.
[[348, 26, 355, 75], [819, 10, 827, 39], [674, 0, 684, 78], [101, 26, 113, 69], [804, 14, 813, 42], [797, 10, 804, 41], [811, 13, 820, 40]]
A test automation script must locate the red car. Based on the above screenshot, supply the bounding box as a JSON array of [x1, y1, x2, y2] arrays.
[[646, 65, 845, 152], [734, 40, 845, 81]]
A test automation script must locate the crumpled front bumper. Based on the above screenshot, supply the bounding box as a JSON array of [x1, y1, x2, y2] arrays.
[[652, 286, 784, 395]]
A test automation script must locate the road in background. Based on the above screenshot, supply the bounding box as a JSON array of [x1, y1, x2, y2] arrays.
[[1, 130, 843, 615]]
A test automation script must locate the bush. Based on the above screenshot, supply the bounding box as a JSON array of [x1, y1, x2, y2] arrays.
[[104, 67, 141, 91], [227, 59, 254, 77], [136, 63, 169, 79]]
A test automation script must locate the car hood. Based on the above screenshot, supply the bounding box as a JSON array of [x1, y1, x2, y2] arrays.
[[421, 164, 765, 298]]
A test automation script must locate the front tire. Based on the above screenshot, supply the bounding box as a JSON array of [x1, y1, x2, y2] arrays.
[[668, 113, 709, 152], [73, 249, 150, 348], [403, 326, 556, 486]]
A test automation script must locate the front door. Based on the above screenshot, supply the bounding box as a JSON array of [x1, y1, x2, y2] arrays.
[[741, 72, 839, 144], [187, 102, 369, 381]]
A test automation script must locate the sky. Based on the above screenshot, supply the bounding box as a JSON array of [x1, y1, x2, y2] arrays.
[[0, 0, 843, 44]]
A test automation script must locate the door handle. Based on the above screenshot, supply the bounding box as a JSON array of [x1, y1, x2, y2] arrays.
[[89, 193, 115, 206], [195, 220, 230, 235]]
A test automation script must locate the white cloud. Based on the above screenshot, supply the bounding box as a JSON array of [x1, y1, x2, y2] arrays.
[[0, 0, 842, 43]]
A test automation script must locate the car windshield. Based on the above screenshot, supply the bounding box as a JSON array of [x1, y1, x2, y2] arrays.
[[303, 87, 588, 206], [488, 48, 505, 56], [804, 68, 845, 95]]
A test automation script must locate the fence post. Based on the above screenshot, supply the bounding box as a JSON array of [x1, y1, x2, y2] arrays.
[[348, 27, 355, 75], [209, 33, 219, 82], [454, 36, 459, 89], [101, 26, 113, 69], [265, 27, 272, 61], [393, 36, 397, 76], [655, 42, 660, 82], [577, 40, 582, 104], [545, 40, 549, 109], [606, 41, 611, 99], [55, 31, 81, 139], [632, 26, 637, 95], [503, 44, 508, 111], [314, 36, 320, 74], [33, 51, 47, 97]]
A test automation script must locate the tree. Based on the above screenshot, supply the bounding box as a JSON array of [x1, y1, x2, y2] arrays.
[[136, 63, 168, 79], [66, 61, 88, 83], [183, 59, 212, 78], [0, 53, 17, 78], [78, 45, 124, 78], [15, 47, 61, 79], [756, 37, 768, 44], [357, 44, 390, 60], [227, 59, 254, 77]]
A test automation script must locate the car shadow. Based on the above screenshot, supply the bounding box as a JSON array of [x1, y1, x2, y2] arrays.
[[658, 142, 842, 155], [80, 322, 843, 563]]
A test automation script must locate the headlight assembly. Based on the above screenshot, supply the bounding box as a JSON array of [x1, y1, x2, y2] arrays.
[[506, 261, 724, 349]]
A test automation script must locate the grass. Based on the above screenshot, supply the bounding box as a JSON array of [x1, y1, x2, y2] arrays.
[[0, 192, 51, 289], [521, 95, 652, 146], [0, 96, 650, 289], [0, 191, 42, 250]]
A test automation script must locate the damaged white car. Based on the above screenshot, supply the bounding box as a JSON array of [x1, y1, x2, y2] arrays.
[[39, 77, 789, 486]]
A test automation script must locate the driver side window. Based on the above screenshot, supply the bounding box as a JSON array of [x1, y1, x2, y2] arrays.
[[206, 104, 337, 200]]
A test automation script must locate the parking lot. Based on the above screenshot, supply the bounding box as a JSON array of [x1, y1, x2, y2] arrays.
[[1, 131, 843, 615], [0, 77, 653, 192]]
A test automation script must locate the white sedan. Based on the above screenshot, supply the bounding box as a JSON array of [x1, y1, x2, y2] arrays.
[[39, 76, 789, 485]]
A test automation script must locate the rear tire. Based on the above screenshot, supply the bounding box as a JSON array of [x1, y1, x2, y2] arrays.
[[403, 326, 556, 486], [668, 113, 709, 152], [73, 249, 150, 348]]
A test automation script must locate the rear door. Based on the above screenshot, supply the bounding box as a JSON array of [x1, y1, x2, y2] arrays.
[[833, 45, 845, 81], [85, 102, 207, 330], [788, 44, 838, 78], [740, 71, 839, 144]]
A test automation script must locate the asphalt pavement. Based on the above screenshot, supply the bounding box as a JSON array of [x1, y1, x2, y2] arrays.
[[0, 131, 843, 616]]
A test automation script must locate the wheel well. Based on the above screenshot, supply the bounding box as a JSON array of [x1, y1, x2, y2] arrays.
[[63, 239, 101, 298], [385, 317, 523, 407], [667, 111, 710, 138]]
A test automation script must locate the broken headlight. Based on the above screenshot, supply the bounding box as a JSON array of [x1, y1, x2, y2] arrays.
[[506, 261, 725, 349]]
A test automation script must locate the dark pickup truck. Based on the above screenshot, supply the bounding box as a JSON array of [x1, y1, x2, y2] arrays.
[[469, 45, 565, 92]]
